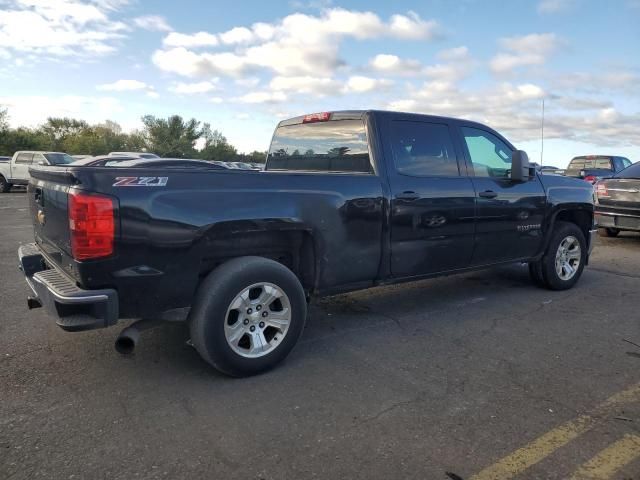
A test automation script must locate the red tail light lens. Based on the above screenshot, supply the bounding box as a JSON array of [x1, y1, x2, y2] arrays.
[[68, 191, 115, 260], [596, 182, 608, 197], [583, 175, 598, 184]]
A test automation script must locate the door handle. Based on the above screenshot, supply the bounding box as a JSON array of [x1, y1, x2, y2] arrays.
[[396, 191, 420, 201], [478, 190, 498, 199]]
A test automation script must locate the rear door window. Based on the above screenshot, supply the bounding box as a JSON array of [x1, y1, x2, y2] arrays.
[[388, 121, 459, 177], [267, 119, 371, 173]]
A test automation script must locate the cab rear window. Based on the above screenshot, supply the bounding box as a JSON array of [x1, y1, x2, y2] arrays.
[[266, 119, 372, 173], [566, 157, 612, 174]]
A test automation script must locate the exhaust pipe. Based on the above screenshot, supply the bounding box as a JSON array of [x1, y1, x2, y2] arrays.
[[115, 319, 160, 355]]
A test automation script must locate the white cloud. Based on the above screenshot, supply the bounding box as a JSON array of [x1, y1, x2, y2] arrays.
[[133, 15, 171, 32], [152, 8, 440, 78], [0, 94, 125, 127], [270, 75, 341, 96], [168, 81, 219, 94], [370, 54, 422, 75], [97, 79, 149, 91], [538, 0, 575, 13], [210, 97, 224, 104], [163, 31, 218, 47], [343, 76, 393, 93], [490, 33, 559, 73], [220, 26, 255, 44], [437, 46, 469, 62], [0, 0, 128, 57], [235, 91, 287, 104], [388, 11, 439, 40], [235, 77, 261, 88]]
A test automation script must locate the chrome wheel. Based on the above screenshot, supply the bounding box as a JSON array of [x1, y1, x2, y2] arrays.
[[224, 282, 291, 358], [555, 235, 581, 281]]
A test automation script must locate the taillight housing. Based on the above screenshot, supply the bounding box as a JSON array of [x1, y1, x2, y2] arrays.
[[583, 175, 599, 184], [68, 191, 115, 260], [596, 182, 608, 197]]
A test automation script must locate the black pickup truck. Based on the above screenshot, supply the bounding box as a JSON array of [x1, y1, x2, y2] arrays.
[[19, 110, 597, 376]]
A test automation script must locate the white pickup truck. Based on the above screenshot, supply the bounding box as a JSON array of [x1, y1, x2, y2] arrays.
[[0, 151, 74, 192]]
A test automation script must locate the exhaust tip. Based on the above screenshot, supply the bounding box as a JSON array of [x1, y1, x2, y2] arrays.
[[115, 335, 136, 355]]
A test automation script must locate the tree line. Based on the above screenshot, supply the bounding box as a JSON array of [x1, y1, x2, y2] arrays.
[[0, 108, 266, 163]]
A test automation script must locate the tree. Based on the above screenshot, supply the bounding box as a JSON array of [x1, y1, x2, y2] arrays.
[[198, 123, 237, 161], [141, 114, 202, 158], [40, 117, 89, 151], [0, 107, 8, 132]]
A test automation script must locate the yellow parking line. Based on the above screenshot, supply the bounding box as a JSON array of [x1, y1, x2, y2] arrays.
[[470, 382, 640, 480], [568, 434, 640, 480]]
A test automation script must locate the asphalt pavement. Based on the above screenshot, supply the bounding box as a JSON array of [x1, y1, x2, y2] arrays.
[[1, 190, 639, 480]]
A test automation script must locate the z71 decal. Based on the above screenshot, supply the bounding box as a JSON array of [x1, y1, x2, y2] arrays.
[[113, 176, 169, 187]]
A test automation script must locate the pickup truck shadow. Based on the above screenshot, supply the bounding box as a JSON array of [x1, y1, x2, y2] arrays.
[[134, 262, 594, 380]]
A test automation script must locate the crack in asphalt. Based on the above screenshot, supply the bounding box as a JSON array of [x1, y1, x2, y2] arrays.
[[588, 267, 640, 279]]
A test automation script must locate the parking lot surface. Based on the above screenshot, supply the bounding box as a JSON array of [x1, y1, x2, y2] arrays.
[[1, 191, 639, 479]]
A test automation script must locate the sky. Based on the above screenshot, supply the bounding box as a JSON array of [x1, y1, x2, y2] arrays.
[[0, 0, 639, 167]]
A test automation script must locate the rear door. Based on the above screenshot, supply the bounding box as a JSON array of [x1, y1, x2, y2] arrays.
[[380, 116, 476, 277], [12, 153, 33, 180], [457, 124, 547, 265]]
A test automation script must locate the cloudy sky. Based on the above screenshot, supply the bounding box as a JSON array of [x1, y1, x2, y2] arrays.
[[1, 0, 639, 166]]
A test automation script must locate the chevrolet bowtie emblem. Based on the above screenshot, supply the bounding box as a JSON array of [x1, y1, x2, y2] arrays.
[[37, 209, 46, 226]]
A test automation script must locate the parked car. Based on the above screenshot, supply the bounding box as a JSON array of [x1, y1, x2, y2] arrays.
[[565, 155, 632, 184], [72, 155, 93, 161], [0, 156, 10, 162], [72, 156, 232, 169], [71, 155, 139, 166], [595, 161, 640, 237], [539, 165, 562, 174], [0, 151, 74, 192], [19, 110, 596, 376], [108, 151, 160, 159]]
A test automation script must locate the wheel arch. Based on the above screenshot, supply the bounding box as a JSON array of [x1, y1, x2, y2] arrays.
[[542, 206, 594, 254]]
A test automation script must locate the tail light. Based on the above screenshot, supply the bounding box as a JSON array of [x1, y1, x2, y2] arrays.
[[596, 182, 608, 197], [68, 191, 115, 260], [583, 175, 598, 184]]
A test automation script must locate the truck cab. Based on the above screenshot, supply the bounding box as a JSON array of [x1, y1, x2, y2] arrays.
[[0, 151, 74, 192]]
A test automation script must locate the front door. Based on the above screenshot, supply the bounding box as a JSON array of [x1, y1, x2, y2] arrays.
[[458, 125, 546, 265], [12, 152, 33, 181], [382, 118, 476, 277]]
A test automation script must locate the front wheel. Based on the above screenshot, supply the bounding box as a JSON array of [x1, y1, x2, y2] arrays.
[[0, 176, 11, 193], [529, 221, 587, 291], [189, 256, 307, 377]]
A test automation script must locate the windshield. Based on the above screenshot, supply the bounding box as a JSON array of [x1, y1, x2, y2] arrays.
[[615, 162, 640, 179], [566, 157, 612, 175], [44, 153, 75, 165]]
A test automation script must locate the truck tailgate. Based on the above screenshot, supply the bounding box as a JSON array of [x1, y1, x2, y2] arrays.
[[28, 168, 77, 273]]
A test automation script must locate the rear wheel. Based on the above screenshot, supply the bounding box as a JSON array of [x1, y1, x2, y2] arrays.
[[0, 176, 11, 193], [529, 221, 586, 290], [598, 227, 620, 238], [189, 256, 307, 377]]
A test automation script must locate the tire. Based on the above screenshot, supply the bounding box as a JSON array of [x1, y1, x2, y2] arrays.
[[0, 176, 11, 193], [598, 227, 619, 238], [531, 221, 587, 291], [189, 256, 307, 377]]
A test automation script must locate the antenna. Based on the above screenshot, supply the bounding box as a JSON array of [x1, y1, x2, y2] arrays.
[[540, 98, 545, 166]]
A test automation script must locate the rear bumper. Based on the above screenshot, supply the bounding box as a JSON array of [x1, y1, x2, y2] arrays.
[[18, 243, 118, 331], [595, 211, 640, 232]]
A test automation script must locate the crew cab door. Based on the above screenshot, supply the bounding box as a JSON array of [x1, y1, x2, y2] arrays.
[[380, 117, 476, 277], [457, 124, 546, 264], [12, 152, 33, 180]]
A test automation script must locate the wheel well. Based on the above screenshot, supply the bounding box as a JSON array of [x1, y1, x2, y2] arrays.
[[554, 209, 592, 239], [199, 230, 316, 291]]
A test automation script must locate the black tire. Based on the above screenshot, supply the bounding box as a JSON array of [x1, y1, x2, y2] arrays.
[[598, 227, 619, 238], [532, 221, 587, 291], [0, 176, 11, 193], [189, 256, 307, 377]]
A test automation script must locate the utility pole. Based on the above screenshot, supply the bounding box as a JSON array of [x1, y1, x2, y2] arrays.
[[540, 98, 545, 166]]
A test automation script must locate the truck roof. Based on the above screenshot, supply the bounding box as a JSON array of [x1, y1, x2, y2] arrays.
[[14, 150, 67, 155], [277, 110, 494, 130]]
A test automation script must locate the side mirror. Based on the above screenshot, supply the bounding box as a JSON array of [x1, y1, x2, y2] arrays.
[[510, 150, 532, 182]]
